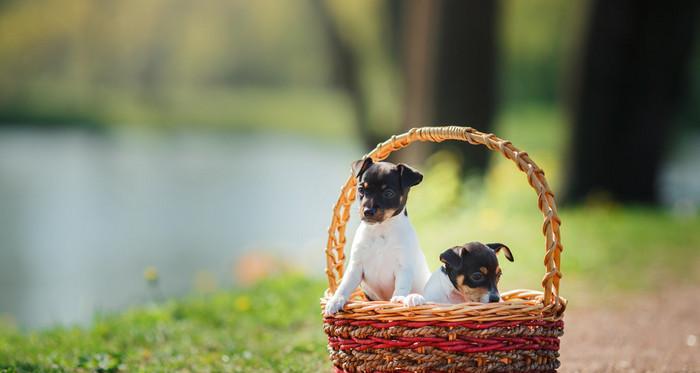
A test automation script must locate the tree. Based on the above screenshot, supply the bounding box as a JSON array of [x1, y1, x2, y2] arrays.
[[319, 0, 500, 176], [565, 0, 699, 204], [431, 0, 499, 174]]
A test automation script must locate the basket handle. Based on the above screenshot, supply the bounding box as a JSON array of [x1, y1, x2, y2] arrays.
[[324, 126, 563, 306]]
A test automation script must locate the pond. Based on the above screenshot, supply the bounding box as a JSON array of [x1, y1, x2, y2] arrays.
[[0, 129, 360, 328]]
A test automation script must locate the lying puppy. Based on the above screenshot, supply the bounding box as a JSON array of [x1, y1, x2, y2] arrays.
[[422, 242, 514, 304], [324, 158, 430, 315]]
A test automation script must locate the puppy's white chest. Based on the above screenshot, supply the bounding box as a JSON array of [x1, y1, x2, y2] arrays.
[[355, 227, 402, 262], [357, 236, 401, 300], [351, 217, 425, 300]]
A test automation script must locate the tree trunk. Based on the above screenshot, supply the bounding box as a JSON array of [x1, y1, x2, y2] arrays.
[[432, 0, 500, 175], [312, 0, 383, 149], [396, 0, 440, 166], [565, 0, 699, 204]]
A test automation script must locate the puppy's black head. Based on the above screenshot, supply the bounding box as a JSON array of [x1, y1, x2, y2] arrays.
[[351, 158, 423, 224], [439, 242, 514, 303]]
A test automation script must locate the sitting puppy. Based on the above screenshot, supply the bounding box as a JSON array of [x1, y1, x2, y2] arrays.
[[422, 242, 514, 304], [324, 158, 430, 315]]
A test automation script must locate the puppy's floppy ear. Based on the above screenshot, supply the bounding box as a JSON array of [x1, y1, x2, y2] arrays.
[[352, 158, 373, 179], [397, 163, 423, 188], [487, 243, 514, 262], [439, 247, 464, 269]]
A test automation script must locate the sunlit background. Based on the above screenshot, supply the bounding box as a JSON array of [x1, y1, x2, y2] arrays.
[[0, 0, 699, 371]]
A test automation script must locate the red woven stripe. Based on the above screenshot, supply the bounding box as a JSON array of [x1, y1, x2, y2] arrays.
[[324, 318, 564, 329], [333, 368, 555, 373], [328, 334, 559, 353]]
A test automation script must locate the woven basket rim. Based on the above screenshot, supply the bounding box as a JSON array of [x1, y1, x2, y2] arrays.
[[324, 126, 564, 309], [321, 288, 566, 322]]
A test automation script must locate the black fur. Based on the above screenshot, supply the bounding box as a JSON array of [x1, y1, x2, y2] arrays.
[[439, 242, 514, 303], [486, 243, 514, 262], [352, 159, 423, 223]]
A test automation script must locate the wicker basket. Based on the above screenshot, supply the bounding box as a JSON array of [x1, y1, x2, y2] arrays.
[[321, 126, 566, 372]]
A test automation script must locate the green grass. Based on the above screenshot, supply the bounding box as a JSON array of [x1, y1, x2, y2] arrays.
[[0, 275, 329, 372]]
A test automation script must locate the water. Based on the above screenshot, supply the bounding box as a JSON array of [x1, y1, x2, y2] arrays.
[[0, 129, 360, 328], [660, 132, 700, 213]]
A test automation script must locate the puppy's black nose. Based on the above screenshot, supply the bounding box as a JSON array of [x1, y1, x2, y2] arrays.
[[488, 294, 500, 303], [363, 207, 376, 217]]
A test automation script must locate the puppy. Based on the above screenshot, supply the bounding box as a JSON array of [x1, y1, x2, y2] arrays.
[[422, 242, 514, 304], [324, 158, 431, 315]]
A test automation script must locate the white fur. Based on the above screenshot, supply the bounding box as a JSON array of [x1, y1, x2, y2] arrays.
[[392, 293, 426, 307], [324, 209, 431, 315], [422, 268, 471, 304]]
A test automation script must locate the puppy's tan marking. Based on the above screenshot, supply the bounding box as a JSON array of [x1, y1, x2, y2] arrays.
[[455, 274, 488, 302], [380, 208, 397, 221], [480, 267, 488, 275], [363, 182, 368, 188]]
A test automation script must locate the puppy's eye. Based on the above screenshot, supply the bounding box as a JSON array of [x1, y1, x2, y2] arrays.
[[382, 189, 396, 199], [470, 273, 484, 282], [357, 187, 365, 195]]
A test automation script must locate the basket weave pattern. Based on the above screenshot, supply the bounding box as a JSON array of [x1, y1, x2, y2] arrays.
[[321, 126, 566, 372]]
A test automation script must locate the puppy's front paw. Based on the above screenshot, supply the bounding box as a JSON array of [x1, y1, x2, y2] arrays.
[[324, 295, 347, 316], [390, 295, 406, 304], [391, 294, 426, 307], [403, 293, 426, 307]]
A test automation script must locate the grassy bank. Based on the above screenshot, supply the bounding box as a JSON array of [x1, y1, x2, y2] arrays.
[[2, 203, 699, 372], [0, 275, 328, 372], [2, 206, 699, 372]]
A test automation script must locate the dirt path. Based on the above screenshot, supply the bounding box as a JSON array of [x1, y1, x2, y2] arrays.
[[560, 286, 699, 372]]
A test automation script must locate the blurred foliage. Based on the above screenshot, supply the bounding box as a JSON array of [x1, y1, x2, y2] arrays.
[[0, 0, 354, 135], [0, 0, 597, 136], [323, 0, 403, 138], [0, 0, 700, 135], [500, 0, 587, 105], [0, 0, 697, 136]]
